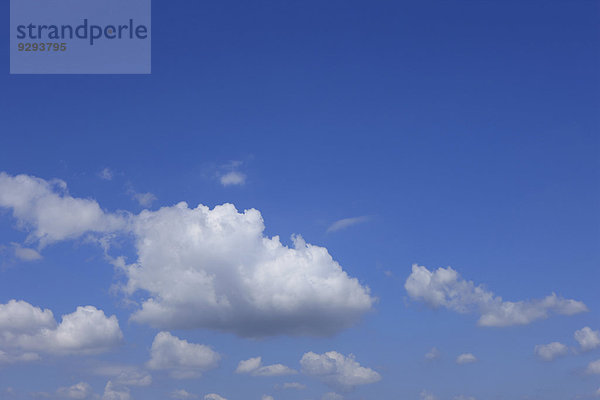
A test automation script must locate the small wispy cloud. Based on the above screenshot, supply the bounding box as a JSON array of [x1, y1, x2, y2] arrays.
[[420, 390, 438, 400], [98, 168, 114, 181], [326, 216, 370, 233], [235, 357, 297, 377], [12, 243, 42, 262], [217, 160, 247, 187], [425, 347, 440, 361], [204, 394, 227, 400], [171, 389, 199, 399], [126, 184, 157, 208], [131, 191, 157, 207], [280, 382, 306, 390], [56, 382, 92, 399], [220, 171, 246, 186], [456, 353, 477, 365]]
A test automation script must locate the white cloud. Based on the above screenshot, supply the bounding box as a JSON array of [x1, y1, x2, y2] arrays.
[[587, 359, 600, 375], [420, 390, 437, 400], [534, 342, 568, 362], [453, 396, 477, 400], [575, 327, 600, 352], [147, 332, 220, 379], [99, 168, 114, 181], [220, 171, 246, 186], [405, 265, 587, 327], [0, 172, 127, 246], [126, 203, 375, 337], [235, 356, 297, 376], [235, 357, 262, 374], [0, 300, 122, 357], [261, 396, 274, 400], [0, 350, 40, 364], [102, 381, 130, 400], [0, 173, 375, 338], [204, 394, 227, 400], [300, 351, 381, 390], [425, 347, 440, 361], [326, 217, 369, 233], [321, 393, 343, 400], [170, 389, 199, 399], [281, 382, 306, 390], [93, 365, 152, 387], [56, 382, 92, 399], [456, 353, 477, 365], [0, 300, 55, 333], [12, 243, 42, 261], [250, 363, 297, 376]]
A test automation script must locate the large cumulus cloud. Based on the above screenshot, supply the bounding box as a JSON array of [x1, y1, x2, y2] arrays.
[[0, 173, 375, 337], [122, 202, 375, 337]]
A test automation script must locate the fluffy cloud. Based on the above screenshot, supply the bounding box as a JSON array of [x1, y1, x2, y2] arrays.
[[0, 172, 127, 247], [326, 217, 369, 233], [93, 365, 152, 387], [235, 357, 262, 374], [0, 300, 122, 357], [587, 359, 600, 375], [235, 356, 297, 376], [534, 342, 568, 362], [170, 389, 198, 399], [405, 265, 587, 327], [102, 381, 130, 400], [204, 394, 227, 400], [56, 382, 92, 399], [0, 300, 55, 333], [0, 173, 375, 337], [456, 353, 477, 365], [300, 351, 381, 390], [147, 332, 220, 379], [126, 203, 375, 337], [575, 327, 600, 351]]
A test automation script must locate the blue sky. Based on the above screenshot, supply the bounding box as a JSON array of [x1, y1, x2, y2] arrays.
[[1, 1, 599, 400]]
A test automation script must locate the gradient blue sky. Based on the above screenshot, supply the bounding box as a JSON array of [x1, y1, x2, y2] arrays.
[[1, 1, 599, 400]]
